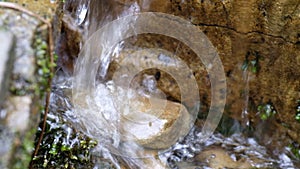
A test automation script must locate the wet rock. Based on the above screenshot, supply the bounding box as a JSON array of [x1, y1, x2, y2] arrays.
[[73, 81, 189, 167], [55, 14, 82, 74], [58, 0, 300, 166], [169, 0, 300, 144], [121, 97, 191, 149], [174, 147, 252, 169], [74, 81, 192, 150], [139, 151, 167, 169], [108, 48, 200, 105], [106, 0, 300, 147], [0, 31, 14, 106], [104, 49, 197, 149], [56, 0, 172, 74], [118, 149, 167, 169], [58, 0, 300, 137], [195, 147, 251, 169]]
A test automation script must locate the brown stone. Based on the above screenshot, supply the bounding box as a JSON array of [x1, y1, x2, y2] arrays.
[[195, 147, 251, 169], [121, 97, 191, 149]]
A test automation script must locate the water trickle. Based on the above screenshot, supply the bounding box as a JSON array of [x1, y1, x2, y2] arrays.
[[242, 69, 250, 127]]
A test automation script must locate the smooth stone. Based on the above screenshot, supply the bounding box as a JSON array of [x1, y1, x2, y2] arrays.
[[121, 97, 191, 150], [118, 149, 167, 169], [73, 82, 192, 150], [195, 147, 251, 169], [0, 31, 14, 106], [5, 96, 32, 132]]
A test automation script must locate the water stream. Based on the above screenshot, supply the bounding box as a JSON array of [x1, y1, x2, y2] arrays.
[[45, 0, 300, 168], [50, 70, 300, 169]]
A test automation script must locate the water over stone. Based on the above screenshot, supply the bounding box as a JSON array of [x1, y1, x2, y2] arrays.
[[121, 97, 191, 149], [57, 0, 300, 168]]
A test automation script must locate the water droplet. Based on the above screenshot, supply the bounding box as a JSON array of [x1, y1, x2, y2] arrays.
[[210, 154, 216, 159]]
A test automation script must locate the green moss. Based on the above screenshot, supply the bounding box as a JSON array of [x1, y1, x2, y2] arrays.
[[257, 103, 277, 120], [241, 50, 262, 74], [22, 29, 58, 168], [31, 32, 97, 168], [33, 36, 57, 98], [288, 143, 300, 159], [7, 19, 56, 169], [9, 78, 35, 96], [31, 114, 98, 168], [10, 128, 37, 169]]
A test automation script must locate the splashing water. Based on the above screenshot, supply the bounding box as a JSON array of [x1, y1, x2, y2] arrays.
[[48, 71, 300, 168], [49, 0, 300, 168]]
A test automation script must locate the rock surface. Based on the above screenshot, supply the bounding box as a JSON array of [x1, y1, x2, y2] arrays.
[[0, 31, 14, 106], [0, 7, 50, 169], [73, 81, 192, 150], [121, 97, 191, 149], [194, 147, 251, 169], [5, 0, 57, 19], [166, 0, 300, 146], [94, 0, 300, 146]]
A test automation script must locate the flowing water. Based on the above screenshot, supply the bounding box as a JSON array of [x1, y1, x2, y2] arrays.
[[49, 70, 299, 169], [43, 0, 300, 168]]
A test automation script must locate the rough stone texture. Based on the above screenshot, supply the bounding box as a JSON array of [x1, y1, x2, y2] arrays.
[[0, 8, 49, 169], [166, 0, 300, 146], [110, 0, 300, 148], [6, 0, 57, 19], [0, 31, 14, 107]]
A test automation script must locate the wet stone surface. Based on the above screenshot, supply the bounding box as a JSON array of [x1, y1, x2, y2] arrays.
[[121, 97, 191, 150]]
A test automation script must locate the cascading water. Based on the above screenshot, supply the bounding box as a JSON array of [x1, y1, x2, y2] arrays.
[[46, 0, 300, 168]]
